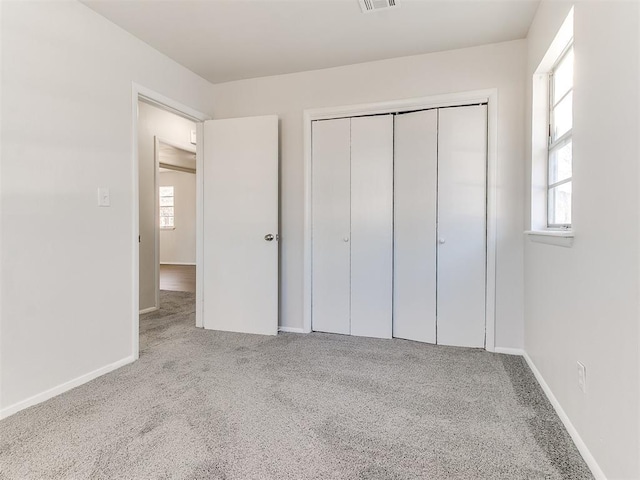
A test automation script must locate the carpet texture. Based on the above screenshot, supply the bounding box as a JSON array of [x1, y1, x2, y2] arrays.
[[0, 291, 593, 479]]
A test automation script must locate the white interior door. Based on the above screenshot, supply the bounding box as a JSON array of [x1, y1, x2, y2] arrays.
[[350, 115, 393, 339], [311, 118, 351, 335], [202, 115, 279, 335], [437, 105, 487, 347], [393, 110, 438, 343]]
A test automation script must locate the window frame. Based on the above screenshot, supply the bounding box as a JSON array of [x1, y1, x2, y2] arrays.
[[547, 41, 574, 229], [159, 185, 175, 230]]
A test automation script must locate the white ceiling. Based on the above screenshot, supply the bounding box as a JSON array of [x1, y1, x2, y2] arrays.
[[82, 0, 540, 84]]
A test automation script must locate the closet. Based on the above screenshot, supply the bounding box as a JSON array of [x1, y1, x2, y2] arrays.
[[311, 104, 487, 348]]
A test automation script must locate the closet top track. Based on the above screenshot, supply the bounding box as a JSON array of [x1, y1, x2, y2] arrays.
[[312, 102, 488, 122]]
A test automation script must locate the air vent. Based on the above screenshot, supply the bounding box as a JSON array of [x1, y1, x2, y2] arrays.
[[359, 0, 399, 13]]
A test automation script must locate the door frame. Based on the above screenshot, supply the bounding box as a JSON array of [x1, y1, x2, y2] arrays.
[[131, 83, 210, 359], [302, 89, 498, 351]]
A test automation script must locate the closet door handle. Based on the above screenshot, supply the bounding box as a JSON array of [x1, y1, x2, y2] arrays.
[[438, 237, 446, 244], [343, 237, 350, 242]]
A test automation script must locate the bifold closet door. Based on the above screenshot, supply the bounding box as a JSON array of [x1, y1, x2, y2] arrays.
[[393, 110, 438, 343], [350, 115, 393, 338], [437, 105, 487, 348], [311, 118, 351, 335]]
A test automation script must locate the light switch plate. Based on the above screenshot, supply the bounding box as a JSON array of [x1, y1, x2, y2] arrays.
[[577, 361, 586, 393], [98, 188, 110, 207]]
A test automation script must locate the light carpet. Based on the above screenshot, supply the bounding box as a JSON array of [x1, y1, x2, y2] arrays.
[[0, 290, 592, 479]]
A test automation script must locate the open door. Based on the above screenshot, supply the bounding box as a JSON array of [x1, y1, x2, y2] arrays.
[[202, 115, 279, 335]]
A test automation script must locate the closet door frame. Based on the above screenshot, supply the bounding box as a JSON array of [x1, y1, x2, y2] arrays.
[[302, 89, 498, 351]]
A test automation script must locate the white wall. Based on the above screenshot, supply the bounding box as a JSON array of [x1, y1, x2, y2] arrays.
[[0, 0, 211, 414], [138, 101, 196, 310], [525, 2, 640, 478], [210, 40, 527, 348], [159, 170, 196, 265]]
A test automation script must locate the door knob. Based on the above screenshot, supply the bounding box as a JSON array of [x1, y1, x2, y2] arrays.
[[343, 237, 349, 242], [438, 237, 446, 244], [264, 234, 274, 241]]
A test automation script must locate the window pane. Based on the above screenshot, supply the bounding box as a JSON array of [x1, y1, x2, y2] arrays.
[[160, 206, 174, 217], [159, 186, 174, 197], [160, 216, 174, 228], [552, 91, 572, 140], [553, 48, 573, 101], [160, 196, 174, 206], [549, 140, 572, 185], [548, 181, 572, 225]]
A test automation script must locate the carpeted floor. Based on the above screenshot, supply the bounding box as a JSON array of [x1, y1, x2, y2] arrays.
[[0, 291, 592, 479]]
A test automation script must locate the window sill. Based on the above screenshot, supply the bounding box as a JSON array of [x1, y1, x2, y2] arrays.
[[160, 227, 176, 231], [525, 230, 574, 248]]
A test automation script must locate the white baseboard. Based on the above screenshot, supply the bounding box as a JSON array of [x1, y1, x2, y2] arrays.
[[159, 262, 196, 266], [521, 352, 606, 480], [278, 326, 306, 334], [0, 355, 135, 420], [494, 347, 525, 356], [495, 348, 606, 479], [139, 306, 158, 314]]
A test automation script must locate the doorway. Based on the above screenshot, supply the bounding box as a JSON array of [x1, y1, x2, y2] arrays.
[[132, 84, 210, 359], [157, 139, 197, 294]]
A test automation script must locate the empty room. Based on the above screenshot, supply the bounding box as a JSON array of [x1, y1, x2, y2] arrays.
[[0, 1, 638, 479]]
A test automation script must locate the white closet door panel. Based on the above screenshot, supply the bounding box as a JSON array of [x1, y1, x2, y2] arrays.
[[393, 110, 438, 343], [350, 115, 393, 339], [311, 119, 351, 335], [437, 105, 487, 348]]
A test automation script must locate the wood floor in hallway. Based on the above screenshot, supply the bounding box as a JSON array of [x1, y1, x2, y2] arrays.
[[159, 264, 195, 293]]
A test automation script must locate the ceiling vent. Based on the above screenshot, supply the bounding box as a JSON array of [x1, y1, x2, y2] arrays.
[[359, 0, 399, 13]]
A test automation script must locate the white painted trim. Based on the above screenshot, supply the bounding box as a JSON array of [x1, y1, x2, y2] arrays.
[[278, 326, 306, 334], [303, 89, 499, 351], [0, 355, 135, 420], [525, 230, 574, 248], [302, 111, 313, 334], [139, 306, 159, 315], [485, 93, 498, 353], [153, 136, 161, 312], [131, 87, 141, 360], [195, 122, 204, 328], [522, 351, 606, 480], [159, 262, 196, 266], [131, 83, 211, 358], [492, 347, 606, 480], [494, 347, 525, 356], [0, 1, 4, 410], [304, 90, 496, 120]]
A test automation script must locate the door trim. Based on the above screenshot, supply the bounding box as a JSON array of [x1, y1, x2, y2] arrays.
[[302, 89, 498, 351], [131, 83, 210, 360]]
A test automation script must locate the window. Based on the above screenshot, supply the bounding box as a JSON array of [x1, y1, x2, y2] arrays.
[[547, 43, 573, 228], [160, 186, 174, 228]]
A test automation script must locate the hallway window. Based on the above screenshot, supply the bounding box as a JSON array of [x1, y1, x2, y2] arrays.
[[160, 186, 175, 229]]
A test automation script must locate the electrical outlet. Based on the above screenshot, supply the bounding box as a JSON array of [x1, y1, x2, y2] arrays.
[[577, 361, 586, 393]]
